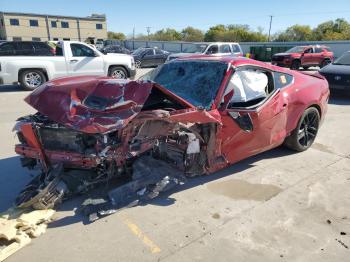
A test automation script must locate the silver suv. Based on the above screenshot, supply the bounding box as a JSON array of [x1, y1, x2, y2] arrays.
[[166, 42, 243, 61]]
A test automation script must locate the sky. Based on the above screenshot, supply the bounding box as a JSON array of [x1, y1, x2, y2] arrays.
[[1, 0, 350, 37]]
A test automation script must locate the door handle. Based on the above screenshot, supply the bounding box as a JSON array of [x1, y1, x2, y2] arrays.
[[70, 59, 78, 63]]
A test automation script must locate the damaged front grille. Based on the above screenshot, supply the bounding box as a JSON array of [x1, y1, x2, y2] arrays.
[[37, 126, 98, 154]]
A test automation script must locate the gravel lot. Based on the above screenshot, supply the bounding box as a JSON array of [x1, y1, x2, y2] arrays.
[[0, 70, 349, 262]]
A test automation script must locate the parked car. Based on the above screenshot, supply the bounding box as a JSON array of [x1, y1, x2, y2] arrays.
[[13, 56, 329, 215], [102, 45, 131, 55], [132, 47, 169, 68], [0, 41, 55, 56], [0, 41, 136, 90], [272, 45, 334, 70], [319, 51, 350, 91], [166, 42, 243, 61]]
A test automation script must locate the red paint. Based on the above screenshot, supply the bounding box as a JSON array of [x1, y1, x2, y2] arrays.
[[17, 56, 329, 175]]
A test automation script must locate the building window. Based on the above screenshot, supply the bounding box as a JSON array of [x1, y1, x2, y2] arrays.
[[51, 21, 57, 28], [32, 37, 41, 41], [96, 23, 103, 30], [29, 20, 39, 27], [10, 18, 19, 26], [12, 37, 22, 41], [61, 21, 69, 28], [53, 38, 59, 41], [63, 38, 70, 41]]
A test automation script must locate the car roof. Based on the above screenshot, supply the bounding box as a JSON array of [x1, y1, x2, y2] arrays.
[[174, 54, 267, 67]]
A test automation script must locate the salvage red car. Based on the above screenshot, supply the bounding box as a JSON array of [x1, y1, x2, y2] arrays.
[[13, 56, 329, 218], [272, 45, 334, 70]]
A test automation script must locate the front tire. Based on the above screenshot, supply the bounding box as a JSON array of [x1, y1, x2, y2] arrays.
[[290, 60, 301, 70], [284, 107, 320, 152], [19, 69, 46, 91], [108, 66, 128, 79]]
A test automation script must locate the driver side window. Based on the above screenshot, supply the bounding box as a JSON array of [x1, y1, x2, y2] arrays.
[[304, 48, 313, 54], [206, 45, 219, 54], [224, 68, 274, 108], [71, 43, 95, 57]]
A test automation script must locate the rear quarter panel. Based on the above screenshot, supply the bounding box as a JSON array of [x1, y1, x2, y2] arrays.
[[284, 71, 329, 134]]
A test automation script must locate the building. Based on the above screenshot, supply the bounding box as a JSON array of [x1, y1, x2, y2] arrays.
[[0, 11, 107, 43]]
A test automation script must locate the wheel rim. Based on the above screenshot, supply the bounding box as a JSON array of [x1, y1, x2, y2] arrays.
[[135, 60, 141, 68], [111, 69, 126, 79], [297, 111, 319, 147], [24, 72, 42, 88]]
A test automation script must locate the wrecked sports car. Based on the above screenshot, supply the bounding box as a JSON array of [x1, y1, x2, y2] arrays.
[[13, 56, 329, 218]]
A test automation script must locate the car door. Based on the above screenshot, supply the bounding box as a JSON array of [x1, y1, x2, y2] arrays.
[[218, 67, 289, 164], [68, 43, 104, 76], [301, 47, 314, 65], [154, 49, 167, 65], [141, 49, 156, 67]]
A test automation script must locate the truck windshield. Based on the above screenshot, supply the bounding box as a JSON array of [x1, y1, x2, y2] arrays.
[[182, 44, 208, 53], [152, 60, 227, 109]]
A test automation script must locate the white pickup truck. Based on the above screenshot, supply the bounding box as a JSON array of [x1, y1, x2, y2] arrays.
[[0, 41, 136, 90]]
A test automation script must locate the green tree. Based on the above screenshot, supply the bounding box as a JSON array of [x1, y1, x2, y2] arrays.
[[107, 31, 126, 40], [274, 25, 313, 41], [181, 27, 204, 42], [150, 28, 182, 41], [312, 18, 350, 40]]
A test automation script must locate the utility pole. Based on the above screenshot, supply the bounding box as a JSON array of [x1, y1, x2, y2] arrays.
[[146, 26, 151, 41], [133, 26, 135, 50], [268, 15, 273, 42]]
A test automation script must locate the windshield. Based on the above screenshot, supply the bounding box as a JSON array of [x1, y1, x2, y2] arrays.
[[182, 44, 208, 53], [151, 61, 227, 109], [285, 46, 306, 53], [333, 52, 350, 66], [132, 48, 146, 56]]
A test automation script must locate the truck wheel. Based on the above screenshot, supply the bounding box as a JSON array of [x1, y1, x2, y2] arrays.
[[19, 69, 46, 91], [108, 66, 128, 79], [320, 59, 331, 68], [290, 60, 301, 70], [284, 107, 320, 152]]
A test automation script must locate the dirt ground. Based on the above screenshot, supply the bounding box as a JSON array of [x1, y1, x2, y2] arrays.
[[0, 73, 349, 262]]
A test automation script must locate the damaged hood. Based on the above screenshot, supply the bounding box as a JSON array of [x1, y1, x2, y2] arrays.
[[25, 76, 164, 134]]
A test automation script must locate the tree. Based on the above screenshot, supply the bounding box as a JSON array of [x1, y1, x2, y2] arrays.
[[150, 28, 182, 41], [312, 18, 350, 40], [181, 27, 204, 42], [274, 25, 313, 42], [107, 31, 126, 40]]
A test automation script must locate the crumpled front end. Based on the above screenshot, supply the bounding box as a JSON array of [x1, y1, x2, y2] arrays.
[[13, 77, 225, 217]]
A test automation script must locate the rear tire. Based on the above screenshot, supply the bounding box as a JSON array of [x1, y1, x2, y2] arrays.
[[284, 107, 320, 152], [108, 66, 128, 79], [19, 69, 46, 91], [290, 60, 301, 70]]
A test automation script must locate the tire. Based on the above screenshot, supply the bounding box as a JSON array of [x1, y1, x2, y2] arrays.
[[290, 60, 301, 70], [135, 60, 142, 69], [284, 107, 320, 152], [320, 59, 331, 68], [19, 69, 46, 91], [108, 66, 128, 79]]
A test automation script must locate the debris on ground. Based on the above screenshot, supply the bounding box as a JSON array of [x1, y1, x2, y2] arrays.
[[0, 208, 55, 261]]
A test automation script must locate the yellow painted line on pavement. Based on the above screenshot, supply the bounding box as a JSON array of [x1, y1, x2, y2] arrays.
[[120, 215, 161, 254]]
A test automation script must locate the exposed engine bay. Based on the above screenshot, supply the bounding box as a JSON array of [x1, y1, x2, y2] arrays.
[[13, 79, 222, 221]]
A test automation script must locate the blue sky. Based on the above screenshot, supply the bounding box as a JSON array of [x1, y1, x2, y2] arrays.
[[1, 0, 350, 36]]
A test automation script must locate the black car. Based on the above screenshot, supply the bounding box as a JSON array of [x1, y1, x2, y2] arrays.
[[319, 51, 350, 92], [102, 45, 131, 55], [132, 47, 169, 68], [0, 41, 54, 56]]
